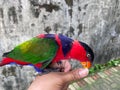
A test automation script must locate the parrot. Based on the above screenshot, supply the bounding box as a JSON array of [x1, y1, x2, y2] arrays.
[[0, 34, 94, 73]]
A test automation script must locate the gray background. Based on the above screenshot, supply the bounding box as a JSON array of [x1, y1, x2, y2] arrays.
[[0, 0, 120, 90]]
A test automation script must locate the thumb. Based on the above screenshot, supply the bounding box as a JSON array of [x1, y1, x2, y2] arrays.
[[62, 68, 89, 83]]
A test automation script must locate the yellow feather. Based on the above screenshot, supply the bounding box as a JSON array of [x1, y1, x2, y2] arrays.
[[20, 41, 31, 53]]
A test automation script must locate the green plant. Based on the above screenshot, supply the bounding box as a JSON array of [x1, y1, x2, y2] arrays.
[[89, 58, 120, 75]]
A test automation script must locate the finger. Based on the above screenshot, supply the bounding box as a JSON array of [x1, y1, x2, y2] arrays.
[[63, 60, 71, 72], [63, 83, 69, 90], [62, 68, 89, 83]]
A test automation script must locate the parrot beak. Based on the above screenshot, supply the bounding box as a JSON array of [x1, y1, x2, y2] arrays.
[[80, 61, 92, 69]]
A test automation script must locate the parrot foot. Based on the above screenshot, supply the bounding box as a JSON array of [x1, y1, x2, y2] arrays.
[[42, 68, 60, 74]]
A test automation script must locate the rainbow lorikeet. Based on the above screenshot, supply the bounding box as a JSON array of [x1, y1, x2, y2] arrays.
[[0, 34, 94, 73]]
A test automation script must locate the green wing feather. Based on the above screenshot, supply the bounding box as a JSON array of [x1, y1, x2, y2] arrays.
[[6, 37, 58, 68]]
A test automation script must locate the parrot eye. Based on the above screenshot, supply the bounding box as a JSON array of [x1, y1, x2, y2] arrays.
[[86, 53, 92, 61], [87, 53, 91, 58]]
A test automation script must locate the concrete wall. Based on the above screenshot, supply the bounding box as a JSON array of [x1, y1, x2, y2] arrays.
[[0, 0, 120, 90], [0, 0, 120, 63]]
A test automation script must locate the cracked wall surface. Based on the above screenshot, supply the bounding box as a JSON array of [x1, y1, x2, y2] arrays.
[[0, 0, 120, 89]]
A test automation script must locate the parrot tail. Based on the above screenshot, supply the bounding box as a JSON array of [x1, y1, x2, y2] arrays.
[[0, 57, 30, 67], [0, 61, 4, 66], [0, 58, 43, 73], [0, 57, 11, 66]]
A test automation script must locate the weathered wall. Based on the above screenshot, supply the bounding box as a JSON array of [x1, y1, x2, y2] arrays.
[[0, 0, 120, 90], [0, 0, 120, 63], [0, 65, 36, 90]]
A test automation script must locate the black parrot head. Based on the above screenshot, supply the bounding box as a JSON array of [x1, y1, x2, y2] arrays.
[[79, 41, 94, 62]]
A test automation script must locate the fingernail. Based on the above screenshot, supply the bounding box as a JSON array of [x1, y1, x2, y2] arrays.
[[79, 68, 89, 78]]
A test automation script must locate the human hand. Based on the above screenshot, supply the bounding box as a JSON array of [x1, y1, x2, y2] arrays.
[[28, 68, 89, 90]]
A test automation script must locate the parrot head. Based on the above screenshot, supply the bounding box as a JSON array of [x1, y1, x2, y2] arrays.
[[77, 41, 94, 68], [66, 40, 94, 70], [48, 39, 94, 72]]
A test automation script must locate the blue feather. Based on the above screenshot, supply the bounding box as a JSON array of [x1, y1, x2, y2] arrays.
[[58, 34, 73, 56], [44, 34, 73, 56], [28, 64, 43, 73], [44, 34, 55, 39]]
